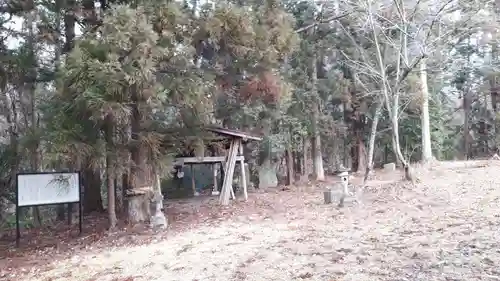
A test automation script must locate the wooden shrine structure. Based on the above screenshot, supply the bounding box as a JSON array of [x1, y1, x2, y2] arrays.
[[173, 127, 262, 205]]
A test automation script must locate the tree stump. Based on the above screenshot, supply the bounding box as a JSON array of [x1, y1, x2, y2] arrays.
[[125, 188, 151, 225]]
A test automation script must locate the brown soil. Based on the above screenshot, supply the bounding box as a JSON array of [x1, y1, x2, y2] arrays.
[[2, 160, 500, 281]]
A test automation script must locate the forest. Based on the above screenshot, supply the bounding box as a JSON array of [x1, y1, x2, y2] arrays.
[[0, 0, 497, 231]]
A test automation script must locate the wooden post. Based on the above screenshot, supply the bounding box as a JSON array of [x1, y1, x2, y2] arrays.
[[221, 145, 234, 200], [238, 139, 248, 201], [220, 138, 239, 205], [220, 160, 235, 200], [191, 164, 198, 196], [212, 163, 219, 196]]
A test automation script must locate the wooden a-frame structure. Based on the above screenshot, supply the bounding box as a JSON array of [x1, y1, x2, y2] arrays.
[[173, 127, 262, 205]]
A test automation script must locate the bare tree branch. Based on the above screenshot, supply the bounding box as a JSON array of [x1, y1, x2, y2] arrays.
[[337, 22, 376, 68], [417, 0, 456, 48], [295, 12, 352, 33]]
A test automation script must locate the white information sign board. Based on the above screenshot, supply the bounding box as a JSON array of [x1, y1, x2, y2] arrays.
[[17, 173, 80, 207]]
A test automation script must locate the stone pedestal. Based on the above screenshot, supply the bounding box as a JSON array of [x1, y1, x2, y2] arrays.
[[324, 189, 334, 204]]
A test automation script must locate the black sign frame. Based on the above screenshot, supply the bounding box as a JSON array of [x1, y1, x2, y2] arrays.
[[15, 171, 83, 247]]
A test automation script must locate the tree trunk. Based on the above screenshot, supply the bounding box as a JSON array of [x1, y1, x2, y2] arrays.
[[128, 86, 152, 224], [311, 51, 325, 181], [463, 91, 470, 159], [4, 91, 18, 218], [55, 162, 68, 221], [383, 87, 409, 170], [63, 0, 76, 53], [369, 0, 410, 173], [331, 129, 343, 172], [130, 85, 141, 192], [368, 102, 382, 165], [258, 119, 278, 189], [53, 0, 65, 222], [292, 150, 300, 178], [54, 0, 62, 74], [364, 101, 382, 183], [24, 8, 43, 226], [491, 0, 500, 154], [390, 94, 408, 167], [121, 172, 129, 215], [300, 136, 309, 182], [389, 95, 415, 182], [82, 167, 103, 213], [106, 163, 117, 230], [420, 57, 433, 162], [356, 135, 367, 174], [114, 176, 122, 214], [105, 117, 117, 229], [312, 134, 325, 181], [463, 37, 473, 160], [285, 131, 294, 186], [491, 81, 498, 154]]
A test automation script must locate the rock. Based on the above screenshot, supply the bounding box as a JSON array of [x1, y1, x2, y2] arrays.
[[151, 211, 167, 230], [150, 202, 167, 230], [384, 162, 396, 171]]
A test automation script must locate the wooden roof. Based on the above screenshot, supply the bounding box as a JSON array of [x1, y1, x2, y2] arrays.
[[205, 126, 262, 141]]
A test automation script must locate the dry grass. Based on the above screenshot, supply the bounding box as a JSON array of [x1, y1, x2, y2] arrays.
[[4, 160, 500, 281]]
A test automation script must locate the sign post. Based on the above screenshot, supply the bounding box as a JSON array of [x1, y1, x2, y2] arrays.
[[15, 172, 83, 247]]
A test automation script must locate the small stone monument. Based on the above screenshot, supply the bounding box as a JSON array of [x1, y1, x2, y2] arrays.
[[150, 193, 167, 230], [337, 168, 350, 207], [324, 168, 350, 206], [383, 162, 396, 171]]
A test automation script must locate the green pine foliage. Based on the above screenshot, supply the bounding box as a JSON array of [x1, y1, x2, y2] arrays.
[[0, 0, 497, 226]]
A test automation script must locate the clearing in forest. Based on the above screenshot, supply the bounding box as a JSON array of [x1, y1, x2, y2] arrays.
[[2, 160, 500, 281]]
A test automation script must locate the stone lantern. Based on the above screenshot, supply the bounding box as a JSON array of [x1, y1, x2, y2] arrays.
[[337, 170, 350, 207], [324, 168, 350, 207]]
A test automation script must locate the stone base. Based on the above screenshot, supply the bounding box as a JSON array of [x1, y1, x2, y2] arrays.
[[324, 187, 358, 207], [324, 189, 334, 204], [150, 212, 167, 230]]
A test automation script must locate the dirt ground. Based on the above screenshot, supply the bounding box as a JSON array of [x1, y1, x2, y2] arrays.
[[3, 160, 500, 281]]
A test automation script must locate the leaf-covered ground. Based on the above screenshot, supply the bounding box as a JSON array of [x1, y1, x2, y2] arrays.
[[2, 160, 500, 281]]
